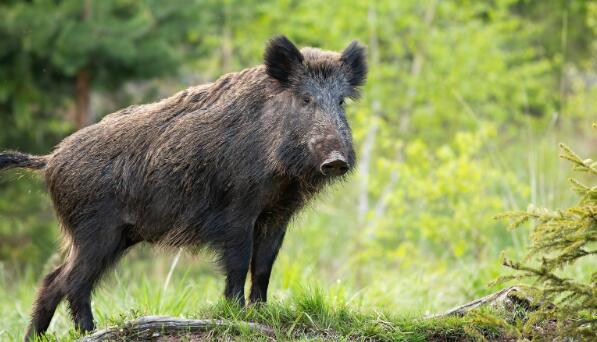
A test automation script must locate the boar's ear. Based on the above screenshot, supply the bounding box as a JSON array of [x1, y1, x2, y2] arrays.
[[340, 41, 367, 88], [264, 35, 304, 87]]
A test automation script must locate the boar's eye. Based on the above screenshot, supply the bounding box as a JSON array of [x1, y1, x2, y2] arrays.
[[302, 96, 311, 104]]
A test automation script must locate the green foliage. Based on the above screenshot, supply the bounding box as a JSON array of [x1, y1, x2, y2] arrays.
[[0, 0, 205, 149], [0, 0, 206, 269], [498, 123, 597, 339]]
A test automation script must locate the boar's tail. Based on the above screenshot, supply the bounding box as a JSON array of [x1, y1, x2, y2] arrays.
[[0, 151, 47, 171]]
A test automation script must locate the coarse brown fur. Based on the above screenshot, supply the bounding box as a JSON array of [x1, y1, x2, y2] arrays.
[[0, 36, 367, 340]]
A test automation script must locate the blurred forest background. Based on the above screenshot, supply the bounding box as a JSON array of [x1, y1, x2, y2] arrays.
[[0, 0, 595, 339]]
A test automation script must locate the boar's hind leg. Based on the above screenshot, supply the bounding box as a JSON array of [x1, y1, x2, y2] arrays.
[[25, 264, 67, 340], [249, 223, 288, 303], [61, 223, 137, 334]]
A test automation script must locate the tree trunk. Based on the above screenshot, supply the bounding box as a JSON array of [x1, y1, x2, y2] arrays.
[[74, 0, 92, 129], [74, 68, 91, 129]]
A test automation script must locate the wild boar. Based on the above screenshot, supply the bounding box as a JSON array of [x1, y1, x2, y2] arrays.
[[0, 35, 366, 339]]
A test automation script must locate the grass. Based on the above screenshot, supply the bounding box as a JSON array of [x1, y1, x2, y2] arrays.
[[187, 291, 510, 341], [2, 217, 593, 341], [197, 290, 514, 341], [0, 214, 523, 341], [3, 248, 562, 342], [0, 251, 516, 341], [5, 244, 592, 341], [21, 288, 517, 341]]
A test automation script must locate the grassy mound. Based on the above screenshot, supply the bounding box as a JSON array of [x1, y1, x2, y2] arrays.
[[75, 290, 519, 342]]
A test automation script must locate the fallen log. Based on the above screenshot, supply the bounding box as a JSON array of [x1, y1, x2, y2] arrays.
[[430, 286, 534, 318], [79, 316, 275, 341]]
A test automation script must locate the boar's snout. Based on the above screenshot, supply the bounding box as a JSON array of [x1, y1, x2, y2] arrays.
[[309, 133, 352, 177], [320, 151, 349, 176]]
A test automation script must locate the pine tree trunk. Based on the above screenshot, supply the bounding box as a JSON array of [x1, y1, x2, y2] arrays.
[[74, 0, 92, 129], [74, 68, 91, 129]]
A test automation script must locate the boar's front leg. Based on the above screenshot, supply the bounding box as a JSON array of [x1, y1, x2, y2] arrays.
[[249, 219, 289, 303], [221, 227, 253, 306]]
